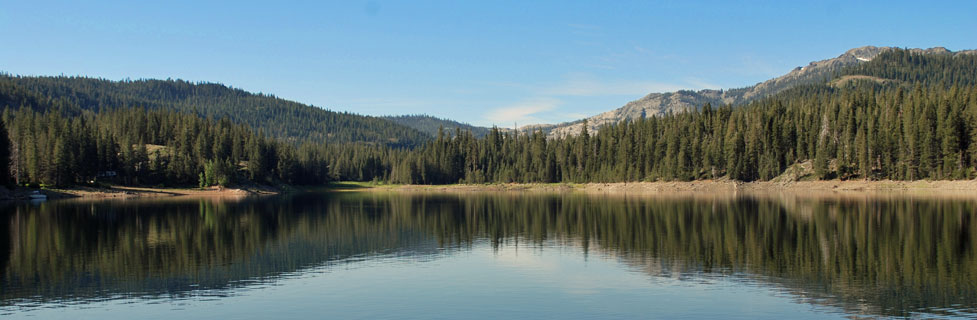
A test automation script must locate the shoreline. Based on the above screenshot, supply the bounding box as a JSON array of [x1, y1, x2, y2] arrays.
[[7, 179, 977, 201], [2, 185, 278, 201], [351, 180, 977, 197]]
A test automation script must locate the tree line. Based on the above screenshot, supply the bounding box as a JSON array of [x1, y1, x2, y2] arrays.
[[351, 49, 977, 183], [0, 49, 975, 187], [0, 107, 339, 187], [0, 74, 430, 148], [380, 82, 977, 184]]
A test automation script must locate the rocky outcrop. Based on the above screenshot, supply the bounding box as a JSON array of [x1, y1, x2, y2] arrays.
[[532, 46, 974, 138]]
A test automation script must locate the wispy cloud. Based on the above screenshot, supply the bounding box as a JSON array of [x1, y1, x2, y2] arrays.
[[682, 77, 723, 90], [476, 72, 718, 126], [562, 112, 589, 119], [483, 98, 560, 126], [632, 45, 652, 55], [567, 23, 603, 35], [542, 74, 687, 96], [728, 54, 785, 79]]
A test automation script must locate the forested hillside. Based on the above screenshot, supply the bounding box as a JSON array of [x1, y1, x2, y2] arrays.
[[384, 115, 492, 138], [0, 49, 975, 188], [348, 49, 977, 183], [0, 75, 431, 147], [1, 107, 334, 186]]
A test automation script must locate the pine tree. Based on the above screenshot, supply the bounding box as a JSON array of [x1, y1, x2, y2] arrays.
[[0, 119, 10, 187]]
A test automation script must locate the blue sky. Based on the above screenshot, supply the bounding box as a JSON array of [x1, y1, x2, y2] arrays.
[[2, 1, 975, 127]]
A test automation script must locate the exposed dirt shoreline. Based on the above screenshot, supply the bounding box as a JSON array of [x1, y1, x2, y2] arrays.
[[1, 185, 278, 201], [360, 180, 977, 198], [6, 179, 977, 201]]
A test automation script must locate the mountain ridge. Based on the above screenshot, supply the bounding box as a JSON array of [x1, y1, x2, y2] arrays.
[[383, 114, 492, 138], [0, 75, 432, 147], [525, 46, 977, 138]]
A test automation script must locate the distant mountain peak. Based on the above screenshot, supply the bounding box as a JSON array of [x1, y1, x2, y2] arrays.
[[843, 45, 889, 60], [529, 46, 973, 138]]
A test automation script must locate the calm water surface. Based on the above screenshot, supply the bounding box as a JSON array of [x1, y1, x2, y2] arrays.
[[1, 192, 976, 319]]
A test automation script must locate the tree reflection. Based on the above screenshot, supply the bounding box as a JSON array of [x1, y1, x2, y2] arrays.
[[1, 192, 975, 317]]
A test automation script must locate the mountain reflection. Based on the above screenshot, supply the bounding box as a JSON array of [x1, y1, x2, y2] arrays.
[[1, 192, 975, 317]]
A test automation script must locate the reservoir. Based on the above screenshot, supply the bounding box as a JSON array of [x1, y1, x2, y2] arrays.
[[1, 192, 975, 319]]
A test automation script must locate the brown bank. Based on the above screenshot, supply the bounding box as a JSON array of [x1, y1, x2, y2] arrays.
[[7, 179, 977, 201], [361, 180, 977, 198], [2, 185, 278, 201]]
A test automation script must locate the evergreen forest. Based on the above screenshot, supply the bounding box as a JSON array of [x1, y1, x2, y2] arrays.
[[1, 49, 976, 187]]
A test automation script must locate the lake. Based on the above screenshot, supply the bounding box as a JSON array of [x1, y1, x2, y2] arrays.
[[1, 191, 976, 319]]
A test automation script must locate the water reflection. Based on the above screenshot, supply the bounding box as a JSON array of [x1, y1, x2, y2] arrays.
[[1, 192, 975, 318]]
